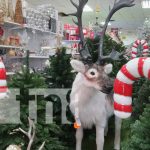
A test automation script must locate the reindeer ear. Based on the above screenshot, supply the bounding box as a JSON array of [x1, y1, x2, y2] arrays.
[[70, 60, 85, 73], [104, 64, 113, 74]]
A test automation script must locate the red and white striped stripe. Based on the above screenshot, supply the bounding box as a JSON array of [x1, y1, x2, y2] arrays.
[[131, 39, 149, 59], [114, 57, 150, 119], [0, 57, 8, 99]]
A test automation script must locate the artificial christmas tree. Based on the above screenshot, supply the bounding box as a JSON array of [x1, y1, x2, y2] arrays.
[[122, 104, 150, 150], [121, 79, 150, 150], [0, 51, 69, 150], [14, 0, 24, 24], [44, 47, 74, 88]]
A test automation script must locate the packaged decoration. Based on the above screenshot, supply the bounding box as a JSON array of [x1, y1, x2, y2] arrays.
[[14, 0, 24, 24], [7, 0, 14, 22], [4, 37, 10, 45], [0, 0, 7, 24], [8, 49, 16, 56], [0, 9, 5, 24]]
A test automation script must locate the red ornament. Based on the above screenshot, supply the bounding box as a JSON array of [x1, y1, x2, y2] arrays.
[[0, 27, 4, 37]]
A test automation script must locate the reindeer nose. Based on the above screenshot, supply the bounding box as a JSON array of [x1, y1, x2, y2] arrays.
[[90, 71, 95, 75]]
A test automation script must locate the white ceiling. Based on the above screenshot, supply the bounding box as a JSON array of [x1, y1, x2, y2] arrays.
[[27, 0, 150, 30]]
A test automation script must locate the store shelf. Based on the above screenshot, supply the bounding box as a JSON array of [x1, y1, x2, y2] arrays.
[[31, 55, 51, 58], [0, 45, 23, 49], [62, 40, 80, 44], [6, 72, 15, 76], [41, 46, 56, 50], [11, 24, 59, 35], [9, 56, 49, 59], [2, 21, 22, 28]]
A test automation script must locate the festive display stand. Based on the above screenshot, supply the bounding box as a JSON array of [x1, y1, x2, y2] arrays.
[[114, 57, 150, 118]]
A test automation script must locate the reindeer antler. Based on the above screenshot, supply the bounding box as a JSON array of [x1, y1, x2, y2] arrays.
[[13, 117, 45, 150], [98, 0, 135, 64], [59, 0, 92, 63]]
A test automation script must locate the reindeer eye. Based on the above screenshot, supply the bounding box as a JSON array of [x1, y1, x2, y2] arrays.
[[87, 68, 98, 78]]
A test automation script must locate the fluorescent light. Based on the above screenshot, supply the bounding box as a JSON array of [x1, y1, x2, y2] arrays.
[[83, 5, 93, 12], [100, 21, 111, 26], [142, 0, 150, 8]]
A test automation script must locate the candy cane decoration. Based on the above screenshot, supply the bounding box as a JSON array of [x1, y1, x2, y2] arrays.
[[131, 39, 149, 59], [0, 57, 8, 99], [114, 57, 150, 119]]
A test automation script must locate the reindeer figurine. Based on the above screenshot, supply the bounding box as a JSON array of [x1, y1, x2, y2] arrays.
[[60, 0, 135, 150]]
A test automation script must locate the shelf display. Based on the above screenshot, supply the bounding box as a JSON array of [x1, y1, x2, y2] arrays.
[[64, 23, 94, 40], [0, 45, 23, 49], [0, 32, 21, 47], [0, 0, 64, 73], [25, 8, 49, 32]]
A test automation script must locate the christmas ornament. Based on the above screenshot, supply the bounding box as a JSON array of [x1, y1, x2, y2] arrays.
[[131, 39, 149, 59], [0, 57, 8, 99], [7, 0, 14, 22], [0, 0, 7, 24], [114, 57, 150, 119], [0, 9, 5, 24], [8, 49, 16, 56], [14, 0, 24, 24], [4, 37, 10, 45]]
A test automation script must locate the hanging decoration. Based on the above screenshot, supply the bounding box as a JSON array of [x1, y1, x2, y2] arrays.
[[95, 4, 100, 13], [131, 39, 149, 59], [14, 0, 24, 24], [114, 57, 150, 119], [7, 0, 14, 22], [109, 28, 122, 44], [89, 17, 103, 36]]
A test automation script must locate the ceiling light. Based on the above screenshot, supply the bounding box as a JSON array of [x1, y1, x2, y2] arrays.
[[83, 5, 93, 12], [142, 0, 150, 8], [100, 21, 111, 26]]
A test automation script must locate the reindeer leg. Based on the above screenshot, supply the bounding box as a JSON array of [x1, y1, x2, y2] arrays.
[[104, 119, 108, 136], [76, 127, 83, 150], [96, 125, 105, 150], [114, 116, 122, 150]]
